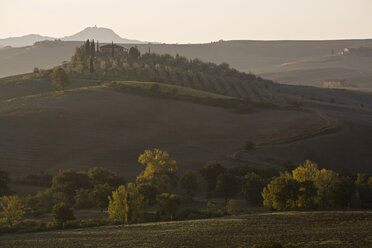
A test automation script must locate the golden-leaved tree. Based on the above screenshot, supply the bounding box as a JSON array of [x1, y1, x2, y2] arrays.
[[108, 183, 144, 225], [136, 149, 178, 193], [0, 195, 25, 228]]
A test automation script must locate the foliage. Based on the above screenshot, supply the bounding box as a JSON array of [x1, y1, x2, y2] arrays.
[[129, 46, 141, 61], [156, 193, 181, 220], [137, 183, 158, 206], [17, 173, 52, 187], [355, 173, 372, 208], [89, 183, 113, 210], [52, 203, 75, 226], [65, 44, 278, 102], [205, 201, 218, 217], [0, 170, 11, 196], [226, 200, 238, 215], [136, 149, 178, 192], [200, 162, 226, 196], [180, 171, 198, 202], [330, 177, 358, 208], [24, 189, 66, 214], [74, 188, 94, 209], [0, 195, 25, 228], [108, 183, 144, 225], [215, 173, 240, 203], [262, 160, 358, 210], [50, 67, 70, 91], [108, 185, 126, 224], [262, 172, 300, 210], [51, 169, 91, 205], [88, 167, 125, 188], [240, 172, 266, 205]]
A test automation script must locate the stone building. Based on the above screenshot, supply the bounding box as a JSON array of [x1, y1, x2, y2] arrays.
[[99, 42, 128, 57]]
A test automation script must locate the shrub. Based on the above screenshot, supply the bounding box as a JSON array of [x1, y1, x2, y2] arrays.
[[227, 200, 238, 215], [52, 203, 75, 227]]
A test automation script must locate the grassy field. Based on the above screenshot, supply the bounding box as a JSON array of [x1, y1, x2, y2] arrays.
[[1, 211, 371, 248]]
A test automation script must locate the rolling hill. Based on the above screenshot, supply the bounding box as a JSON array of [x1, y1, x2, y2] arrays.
[[0, 77, 327, 179], [1, 38, 372, 88], [1, 41, 372, 188]]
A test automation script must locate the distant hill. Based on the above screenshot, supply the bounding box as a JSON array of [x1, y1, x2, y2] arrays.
[[61, 26, 144, 44], [0, 26, 144, 48], [0, 34, 55, 47]]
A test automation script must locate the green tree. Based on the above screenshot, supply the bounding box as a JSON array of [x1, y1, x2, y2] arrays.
[[52, 203, 75, 227], [51, 169, 91, 205], [313, 168, 340, 208], [137, 183, 158, 206], [205, 201, 217, 217], [108, 185, 126, 224], [88, 167, 125, 188], [156, 193, 180, 220], [0, 195, 25, 228], [262, 173, 300, 210], [108, 183, 144, 225], [74, 188, 94, 209], [330, 177, 357, 208], [136, 149, 178, 192], [297, 180, 317, 209], [215, 173, 240, 203], [292, 160, 339, 208], [180, 171, 198, 202], [355, 173, 372, 207], [125, 183, 145, 223], [227, 199, 238, 215], [51, 67, 70, 91], [241, 172, 265, 205], [292, 160, 319, 182], [200, 162, 226, 196], [129, 46, 141, 61], [90, 39, 95, 58], [0, 169, 11, 196], [89, 183, 113, 211]]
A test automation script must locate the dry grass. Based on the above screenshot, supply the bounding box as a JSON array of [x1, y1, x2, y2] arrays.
[[1, 211, 371, 248]]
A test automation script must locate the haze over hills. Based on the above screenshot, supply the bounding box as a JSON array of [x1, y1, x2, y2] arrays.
[[1, 34, 372, 89], [0, 34, 55, 48], [0, 26, 144, 48], [61, 26, 144, 43]]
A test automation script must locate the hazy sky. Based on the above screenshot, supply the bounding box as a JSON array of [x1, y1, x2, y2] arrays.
[[1, 0, 371, 43]]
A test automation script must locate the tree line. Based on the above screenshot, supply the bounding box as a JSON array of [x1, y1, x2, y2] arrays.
[[1, 150, 372, 232], [63, 41, 279, 102]]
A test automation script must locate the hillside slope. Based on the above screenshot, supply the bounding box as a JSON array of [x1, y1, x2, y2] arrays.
[[1, 39, 372, 88], [0, 83, 325, 178]]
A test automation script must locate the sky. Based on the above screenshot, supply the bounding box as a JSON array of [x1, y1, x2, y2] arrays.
[[1, 0, 372, 43]]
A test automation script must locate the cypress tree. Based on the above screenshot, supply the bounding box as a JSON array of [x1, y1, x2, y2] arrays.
[[89, 57, 94, 73], [91, 39, 95, 58], [85, 40, 90, 57], [111, 41, 114, 57], [96, 40, 99, 53]]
